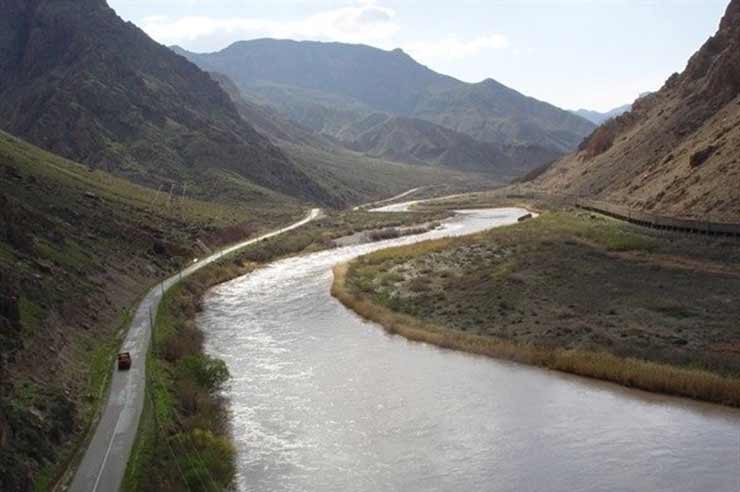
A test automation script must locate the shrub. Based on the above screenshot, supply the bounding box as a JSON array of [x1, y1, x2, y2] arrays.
[[160, 323, 203, 362], [369, 228, 401, 241], [176, 429, 235, 490], [176, 355, 229, 393]]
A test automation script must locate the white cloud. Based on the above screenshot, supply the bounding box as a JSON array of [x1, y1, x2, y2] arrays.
[[140, 1, 400, 51], [137, 0, 512, 68], [404, 34, 510, 63], [139, 0, 510, 62]]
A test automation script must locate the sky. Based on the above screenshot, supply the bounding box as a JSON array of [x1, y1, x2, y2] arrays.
[[107, 0, 731, 112]]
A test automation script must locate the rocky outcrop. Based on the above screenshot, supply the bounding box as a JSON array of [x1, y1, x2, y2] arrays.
[[535, 0, 740, 221]]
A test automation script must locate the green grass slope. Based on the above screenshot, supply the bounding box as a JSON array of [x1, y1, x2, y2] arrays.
[[0, 130, 303, 492]]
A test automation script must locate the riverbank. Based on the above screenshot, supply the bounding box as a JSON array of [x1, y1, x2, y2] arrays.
[[122, 207, 452, 490], [123, 270, 237, 492], [332, 209, 740, 407]]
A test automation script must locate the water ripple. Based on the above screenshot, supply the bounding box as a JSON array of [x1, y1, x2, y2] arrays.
[[199, 208, 740, 492]]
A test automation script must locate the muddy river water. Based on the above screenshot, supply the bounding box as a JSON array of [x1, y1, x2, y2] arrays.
[[198, 207, 740, 492]]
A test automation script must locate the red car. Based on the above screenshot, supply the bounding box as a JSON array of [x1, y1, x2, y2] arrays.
[[117, 352, 132, 370]]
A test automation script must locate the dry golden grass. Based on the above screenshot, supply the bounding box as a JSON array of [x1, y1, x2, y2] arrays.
[[332, 263, 740, 408]]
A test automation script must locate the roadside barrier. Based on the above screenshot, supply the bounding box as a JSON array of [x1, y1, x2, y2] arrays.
[[506, 192, 740, 238]]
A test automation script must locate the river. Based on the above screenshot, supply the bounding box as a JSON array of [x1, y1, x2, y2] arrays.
[[198, 207, 740, 492]]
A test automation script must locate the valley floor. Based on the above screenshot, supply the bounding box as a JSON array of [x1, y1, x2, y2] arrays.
[[333, 197, 740, 407], [123, 207, 451, 491]]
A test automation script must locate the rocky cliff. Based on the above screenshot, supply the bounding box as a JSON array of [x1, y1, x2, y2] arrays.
[[535, 0, 740, 221]]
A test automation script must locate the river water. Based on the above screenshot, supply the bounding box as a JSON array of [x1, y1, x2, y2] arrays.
[[198, 208, 740, 492]]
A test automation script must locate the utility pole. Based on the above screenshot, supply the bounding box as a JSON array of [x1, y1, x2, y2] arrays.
[[149, 185, 163, 208], [180, 182, 188, 220], [149, 306, 155, 349], [166, 184, 174, 210]]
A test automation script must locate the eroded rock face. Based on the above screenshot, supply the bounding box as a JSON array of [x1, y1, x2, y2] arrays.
[[536, 0, 740, 221], [681, 0, 740, 106]]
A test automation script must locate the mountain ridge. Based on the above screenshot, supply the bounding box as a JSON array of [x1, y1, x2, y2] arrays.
[[0, 0, 328, 204], [534, 0, 740, 221], [208, 71, 501, 197], [173, 39, 596, 170]]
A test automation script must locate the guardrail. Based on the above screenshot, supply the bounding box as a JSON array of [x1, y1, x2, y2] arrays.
[[506, 192, 740, 238]]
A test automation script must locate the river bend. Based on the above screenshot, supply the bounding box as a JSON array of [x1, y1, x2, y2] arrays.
[[198, 208, 740, 492]]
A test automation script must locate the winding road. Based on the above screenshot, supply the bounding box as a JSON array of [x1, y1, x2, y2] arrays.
[[69, 209, 320, 492]]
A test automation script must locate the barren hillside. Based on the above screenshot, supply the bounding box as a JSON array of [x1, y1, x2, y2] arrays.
[[535, 0, 740, 222]]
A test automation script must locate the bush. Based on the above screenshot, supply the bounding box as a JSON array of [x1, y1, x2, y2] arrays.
[[369, 228, 401, 241], [160, 323, 203, 362], [176, 355, 229, 393]]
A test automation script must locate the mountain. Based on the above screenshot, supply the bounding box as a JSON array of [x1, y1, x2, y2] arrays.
[[572, 104, 632, 125], [172, 42, 459, 115], [534, 0, 740, 221], [412, 78, 595, 152], [340, 114, 515, 172], [0, 0, 328, 204], [173, 40, 596, 168], [335, 113, 560, 177], [208, 72, 499, 199], [209, 71, 335, 150]]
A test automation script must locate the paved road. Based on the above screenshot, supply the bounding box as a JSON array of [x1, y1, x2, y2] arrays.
[[69, 209, 320, 492]]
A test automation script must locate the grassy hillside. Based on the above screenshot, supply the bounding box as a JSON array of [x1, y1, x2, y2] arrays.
[[282, 143, 497, 205], [0, 131, 303, 492]]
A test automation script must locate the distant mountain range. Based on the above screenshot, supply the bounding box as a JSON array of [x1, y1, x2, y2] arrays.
[[571, 104, 633, 125], [535, 0, 740, 221], [0, 0, 489, 209], [173, 40, 596, 175], [571, 93, 654, 125]]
